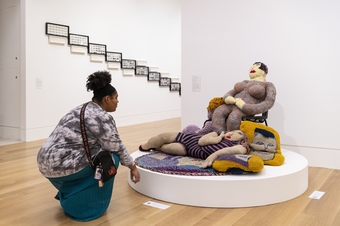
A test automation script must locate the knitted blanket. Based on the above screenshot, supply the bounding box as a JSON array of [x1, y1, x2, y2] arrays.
[[134, 152, 244, 176]]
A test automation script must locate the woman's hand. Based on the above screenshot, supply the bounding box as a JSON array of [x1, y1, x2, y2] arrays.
[[235, 98, 245, 109], [129, 165, 140, 184], [224, 96, 236, 104]]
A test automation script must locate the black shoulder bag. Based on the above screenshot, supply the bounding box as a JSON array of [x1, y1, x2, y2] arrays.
[[80, 102, 117, 184]]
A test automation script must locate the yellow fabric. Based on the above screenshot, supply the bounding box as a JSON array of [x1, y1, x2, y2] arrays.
[[240, 121, 285, 166], [207, 97, 224, 112], [213, 155, 264, 173]]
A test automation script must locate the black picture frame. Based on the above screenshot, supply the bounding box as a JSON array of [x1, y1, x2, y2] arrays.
[[159, 77, 171, 86], [68, 33, 89, 47], [106, 52, 122, 63], [135, 66, 149, 76], [148, 72, 160, 81], [121, 59, 136, 69], [88, 43, 106, 55], [170, 82, 181, 91], [46, 22, 69, 37]]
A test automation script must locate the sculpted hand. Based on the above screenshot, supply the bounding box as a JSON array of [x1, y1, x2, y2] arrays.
[[224, 96, 236, 104], [235, 98, 245, 109], [200, 154, 217, 168]]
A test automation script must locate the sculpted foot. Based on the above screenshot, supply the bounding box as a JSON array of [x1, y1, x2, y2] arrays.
[[139, 145, 152, 152]]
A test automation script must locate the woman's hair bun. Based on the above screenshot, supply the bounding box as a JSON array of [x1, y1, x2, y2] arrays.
[[86, 71, 112, 91]]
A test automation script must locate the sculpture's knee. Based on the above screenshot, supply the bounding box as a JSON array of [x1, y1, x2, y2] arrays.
[[160, 143, 186, 156], [143, 132, 177, 150], [212, 105, 230, 133], [158, 132, 177, 143], [227, 110, 244, 131]]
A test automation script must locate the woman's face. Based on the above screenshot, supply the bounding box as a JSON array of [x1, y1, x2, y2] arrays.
[[107, 92, 119, 112], [224, 130, 244, 141], [249, 63, 266, 80]]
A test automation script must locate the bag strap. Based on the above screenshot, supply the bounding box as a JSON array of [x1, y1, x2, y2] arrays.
[[80, 102, 95, 169]]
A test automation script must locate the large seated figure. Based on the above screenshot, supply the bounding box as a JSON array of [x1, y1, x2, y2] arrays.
[[139, 130, 249, 162], [212, 62, 276, 133]]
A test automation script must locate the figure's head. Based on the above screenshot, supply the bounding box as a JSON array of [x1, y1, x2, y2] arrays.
[[224, 130, 249, 148], [207, 97, 224, 119], [86, 71, 118, 112], [249, 62, 268, 82], [250, 128, 277, 153], [224, 130, 247, 141]]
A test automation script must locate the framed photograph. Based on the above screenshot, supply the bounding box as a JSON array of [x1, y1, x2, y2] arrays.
[[159, 77, 171, 86], [135, 66, 149, 76], [121, 59, 136, 69], [88, 43, 106, 55], [148, 72, 160, 81], [46, 22, 69, 37], [106, 52, 122, 63], [170, 82, 181, 91], [68, 33, 89, 47]]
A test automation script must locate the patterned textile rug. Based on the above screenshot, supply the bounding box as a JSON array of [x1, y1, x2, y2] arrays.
[[135, 152, 233, 176]]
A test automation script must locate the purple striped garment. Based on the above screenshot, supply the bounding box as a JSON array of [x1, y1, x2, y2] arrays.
[[174, 133, 241, 159]]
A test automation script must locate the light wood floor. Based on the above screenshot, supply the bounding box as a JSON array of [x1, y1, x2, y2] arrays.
[[1, 117, 340, 226]]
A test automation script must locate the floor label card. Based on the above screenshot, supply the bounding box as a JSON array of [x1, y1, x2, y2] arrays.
[[309, 191, 325, 199], [143, 201, 170, 210]]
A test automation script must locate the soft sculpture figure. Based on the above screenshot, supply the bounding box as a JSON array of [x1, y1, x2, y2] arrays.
[[212, 154, 264, 173], [212, 62, 276, 133], [240, 121, 285, 166], [182, 97, 224, 135], [139, 130, 249, 162]]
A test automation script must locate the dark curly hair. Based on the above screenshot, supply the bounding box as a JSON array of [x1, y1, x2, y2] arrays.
[[253, 62, 268, 74], [86, 71, 115, 102]]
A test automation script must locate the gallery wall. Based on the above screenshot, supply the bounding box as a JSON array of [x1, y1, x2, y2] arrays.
[[0, 0, 181, 141], [0, 0, 21, 141], [181, 0, 340, 169]]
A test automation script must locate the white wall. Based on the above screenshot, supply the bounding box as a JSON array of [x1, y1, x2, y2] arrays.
[[0, 0, 181, 141], [182, 0, 340, 169], [0, 0, 21, 140]]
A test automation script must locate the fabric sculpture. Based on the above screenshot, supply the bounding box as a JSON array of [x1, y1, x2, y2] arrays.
[[212, 62, 276, 133], [134, 152, 229, 176], [139, 130, 249, 166], [240, 121, 285, 166], [212, 154, 264, 173]]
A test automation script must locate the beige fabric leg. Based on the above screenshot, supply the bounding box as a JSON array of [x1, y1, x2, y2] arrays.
[[159, 143, 186, 156], [141, 132, 178, 150]]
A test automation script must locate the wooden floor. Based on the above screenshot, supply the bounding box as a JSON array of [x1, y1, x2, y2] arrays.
[[1, 117, 340, 226]]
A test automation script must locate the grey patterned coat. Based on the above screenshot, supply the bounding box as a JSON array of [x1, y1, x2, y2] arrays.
[[37, 101, 134, 178]]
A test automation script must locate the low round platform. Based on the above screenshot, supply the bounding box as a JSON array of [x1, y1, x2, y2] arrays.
[[128, 149, 308, 208]]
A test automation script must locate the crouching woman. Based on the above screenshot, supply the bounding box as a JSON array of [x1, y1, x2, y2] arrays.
[[37, 71, 140, 221]]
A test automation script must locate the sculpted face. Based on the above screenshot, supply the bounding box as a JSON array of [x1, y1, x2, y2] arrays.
[[249, 62, 267, 81], [250, 132, 277, 153], [224, 130, 244, 141]]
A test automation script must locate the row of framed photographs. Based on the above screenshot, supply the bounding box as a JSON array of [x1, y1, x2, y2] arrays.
[[46, 22, 181, 94], [46, 22, 122, 61], [152, 76, 181, 93], [46, 23, 142, 69]]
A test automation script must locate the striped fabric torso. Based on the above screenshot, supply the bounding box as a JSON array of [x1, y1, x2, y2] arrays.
[[174, 133, 239, 159]]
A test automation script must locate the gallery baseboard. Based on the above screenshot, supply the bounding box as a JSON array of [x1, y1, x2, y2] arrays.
[[282, 144, 340, 170], [0, 126, 21, 140]]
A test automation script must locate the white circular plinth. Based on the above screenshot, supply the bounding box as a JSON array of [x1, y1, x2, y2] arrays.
[[128, 149, 308, 208]]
